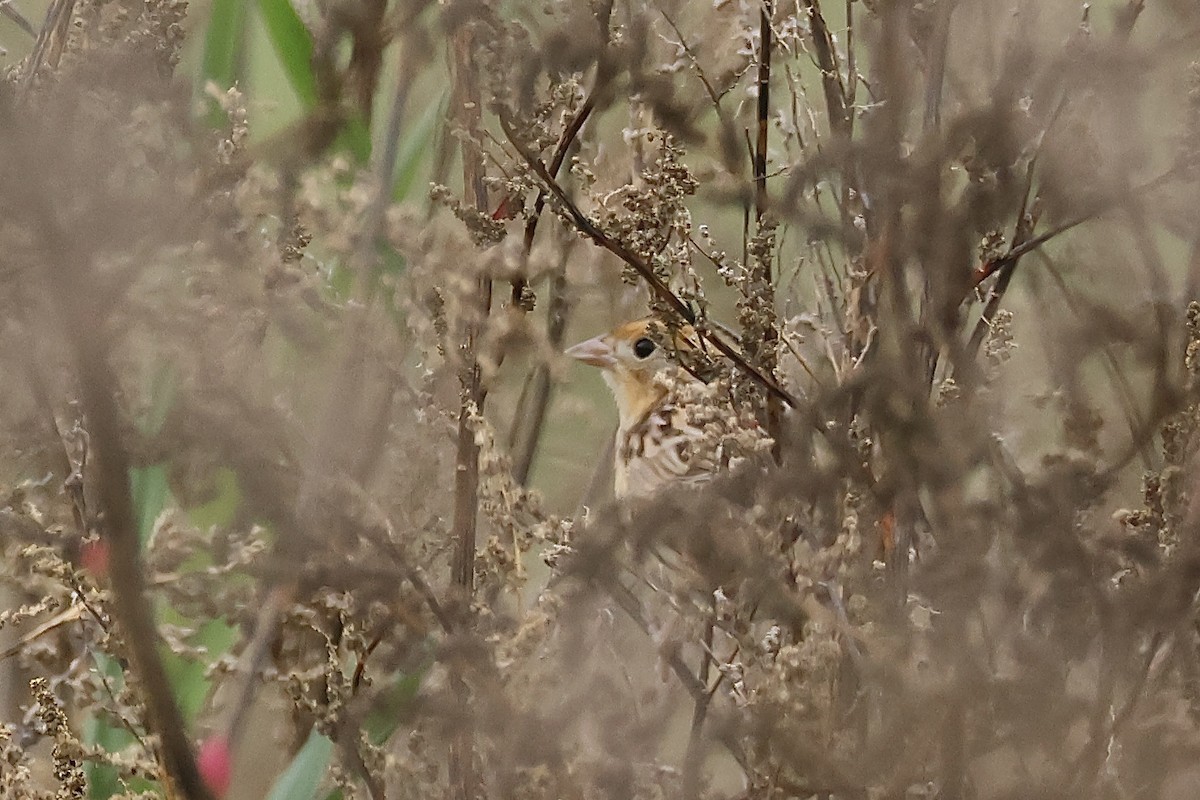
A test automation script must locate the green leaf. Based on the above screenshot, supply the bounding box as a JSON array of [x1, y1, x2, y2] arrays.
[[161, 618, 238, 724], [187, 467, 243, 530], [363, 669, 423, 744], [256, 0, 317, 107], [84, 655, 156, 798], [130, 465, 170, 544], [202, 0, 248, 92], [255, 0, 371, 162], [265, 728, 335, 800], [138, 362, 178, 438], [338, 114, 373, 166], [84, 714, 129, 799]]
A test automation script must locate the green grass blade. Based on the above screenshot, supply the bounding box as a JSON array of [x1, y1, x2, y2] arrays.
[[130, 465, 170, 544], [201, 0, 248, 92], [256, 0, 317, 107], [265, 727, 334, 800], [392, 95, 444, 201], [339, 114, 372, 165], [255, 0, 371, 162]]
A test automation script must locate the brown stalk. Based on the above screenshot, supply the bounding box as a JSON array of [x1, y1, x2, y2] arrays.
[[753, 0, 783, 457], [1114, 0, 1146, 40], [754, 2, 772, 224], [448, 24, 491, 602], [508, 266, 571, 486], [213, 37, 416, 773], [1, 0, 34, 37], [597, 577, 750, 773], [660, 11, 728, 110], [20, 0, 75, 95]]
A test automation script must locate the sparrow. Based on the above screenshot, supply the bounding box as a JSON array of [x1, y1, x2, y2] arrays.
[[565, 318, 769, 499]]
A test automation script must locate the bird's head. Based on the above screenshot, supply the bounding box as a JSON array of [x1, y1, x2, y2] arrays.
[[565, 318, 694, 428]]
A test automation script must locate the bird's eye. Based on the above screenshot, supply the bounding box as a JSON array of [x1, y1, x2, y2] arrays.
[[633, 337, 657, 359]]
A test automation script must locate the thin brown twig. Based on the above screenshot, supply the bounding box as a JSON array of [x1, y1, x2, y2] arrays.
[[659, 12, 721, 107], [508, 0, 613, 310], [449, 33, 490, 596], [0, 0, 35, 37], [965, 166, 1183, 358], [1033, 252, 1154, 469], [500, 115, 800, 410], [1114, 0, 1146, 40], [1066, 631, 1168, 792], [217, 42, 420, 764], [506, 2, 612, 484], [20, 0, 75, 95], [222, 584, 296, 744], [509, 265, 572, 486]]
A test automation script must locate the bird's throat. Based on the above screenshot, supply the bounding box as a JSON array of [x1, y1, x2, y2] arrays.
[[604, 369, 668, 431]]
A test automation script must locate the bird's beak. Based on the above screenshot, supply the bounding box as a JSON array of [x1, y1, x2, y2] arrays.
[[564, 334, 616, 368]]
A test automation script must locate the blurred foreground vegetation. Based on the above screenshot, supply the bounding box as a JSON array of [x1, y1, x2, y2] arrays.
[[2, 1, 1200, 799]]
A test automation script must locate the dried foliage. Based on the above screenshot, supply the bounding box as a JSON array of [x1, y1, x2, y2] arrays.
[[2, 1, 1200, 799]]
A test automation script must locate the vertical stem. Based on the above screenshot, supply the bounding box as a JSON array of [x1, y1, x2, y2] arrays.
[[450, 27, 490, 595], [801, 0, 850, 140], [682, 621, 715, 800], [754, 1, 772, 225], [509, 268, 571, 486], [921, 0, 956, 133], [448, 18, 491, 800], [754, 0, 782, 454]]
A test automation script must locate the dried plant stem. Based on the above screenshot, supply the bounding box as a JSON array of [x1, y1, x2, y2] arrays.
[[0, 0, 34, 37], [1114, 0, 1146, 40], [965, 166, 1180, 359], [922, 0, 956, 132], [682, 619, 714, 800], [356, 46, 414, 286], [508, 0, 612, 305], [509, 267, 571, 485], [222, 584, 296, 743], [21, 0, 75, 94], [802, 0, 850, 139], [507, 85, 604, 484], [449, 26, 491, 599], [449, 19, 492, 800], [754, 0, 783, 453], [215, 47, 420, 765], [754, 1, 771, 224]]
